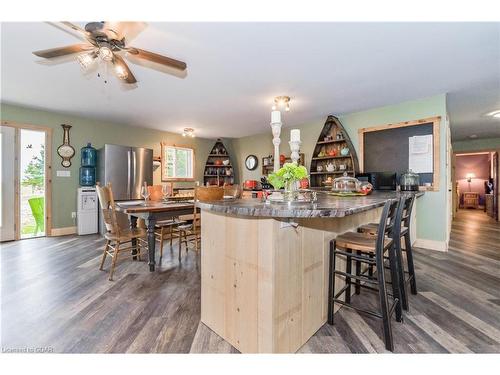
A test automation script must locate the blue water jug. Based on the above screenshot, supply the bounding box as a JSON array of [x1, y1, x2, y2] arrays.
[[81, 142, 97, 167], [79, 166, 96, 186]]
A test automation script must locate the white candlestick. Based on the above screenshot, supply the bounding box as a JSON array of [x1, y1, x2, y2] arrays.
[[289, 139, 302, 165], [290, 129, 300, 142], [270, 111, 282, 173], [271, 110, 281, 124]]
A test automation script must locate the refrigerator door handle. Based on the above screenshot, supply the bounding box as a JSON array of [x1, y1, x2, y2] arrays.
[[127, 150, 131, 198], [132, 150, 137, 192]]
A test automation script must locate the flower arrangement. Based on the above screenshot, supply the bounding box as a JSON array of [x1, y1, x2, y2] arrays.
[[268, 162, 309, 190]]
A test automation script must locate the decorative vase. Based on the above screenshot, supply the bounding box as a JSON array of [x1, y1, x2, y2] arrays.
[[283, 180, 299, 202]]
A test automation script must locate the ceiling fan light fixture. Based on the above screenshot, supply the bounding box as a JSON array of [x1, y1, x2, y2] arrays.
[[115, 64, 128, 80], [77, 53, 96, 70], [98, 43, 114, 61]]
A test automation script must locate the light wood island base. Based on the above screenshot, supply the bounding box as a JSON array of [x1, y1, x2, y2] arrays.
[[200, 208, 383, 353]]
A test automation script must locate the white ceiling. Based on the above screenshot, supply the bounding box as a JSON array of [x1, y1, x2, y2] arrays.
[[1, 22, 499, 140]]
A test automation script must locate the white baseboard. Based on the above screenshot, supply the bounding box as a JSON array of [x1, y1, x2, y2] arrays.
[[50, 226, 77, 236], [414, 238, 448, 252]]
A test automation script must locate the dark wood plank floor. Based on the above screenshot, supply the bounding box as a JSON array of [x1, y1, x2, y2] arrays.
[[1, 209, 499, 353]]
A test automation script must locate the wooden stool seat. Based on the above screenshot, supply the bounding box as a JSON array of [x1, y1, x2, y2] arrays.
[[358, 223, 408, 236], [336, 231, 393, 252]]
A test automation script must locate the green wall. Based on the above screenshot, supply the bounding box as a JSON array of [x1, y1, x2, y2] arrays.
[[232, 94, 449, 243], [2, 95, 450, 243], [1, 103, 229, 229], [453, 137, 500, 153]]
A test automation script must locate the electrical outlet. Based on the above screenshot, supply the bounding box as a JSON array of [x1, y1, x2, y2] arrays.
[[71, 212, 77, 219]]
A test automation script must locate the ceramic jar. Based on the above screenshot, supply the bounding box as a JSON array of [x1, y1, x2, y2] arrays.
[[326, 162, 336, 172]]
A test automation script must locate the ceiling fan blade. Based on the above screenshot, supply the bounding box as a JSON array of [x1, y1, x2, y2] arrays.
[[113, 55, 137, 84], [104, 22, 147, 42], [60, 22, 90, 37], [127, 47, 187, 71], [33, 44, 95, 59]]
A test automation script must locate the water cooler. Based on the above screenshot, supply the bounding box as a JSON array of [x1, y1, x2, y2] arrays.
[[77, 143, 98, 235], [77, 187, 98, 235]]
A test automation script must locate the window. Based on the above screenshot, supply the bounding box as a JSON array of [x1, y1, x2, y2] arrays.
[[161, 144, 195, 181]]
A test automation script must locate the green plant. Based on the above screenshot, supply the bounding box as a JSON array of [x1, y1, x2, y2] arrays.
[[268, 162, 308, 190]]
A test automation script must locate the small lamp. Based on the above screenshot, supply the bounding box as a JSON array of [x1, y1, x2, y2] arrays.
[[466, 173, 475, 191]]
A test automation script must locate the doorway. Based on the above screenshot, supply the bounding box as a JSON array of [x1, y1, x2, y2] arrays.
[[454, 151, 498, 220], [0, 122, 52, 241]]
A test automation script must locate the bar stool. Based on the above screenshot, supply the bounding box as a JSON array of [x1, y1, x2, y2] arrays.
[[328, 198, 402, 352], [358, 195, 417, 310]]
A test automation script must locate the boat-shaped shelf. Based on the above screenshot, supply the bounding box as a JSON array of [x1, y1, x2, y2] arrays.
[[203, 139, 234, 186], [309, 115, 359, 188]]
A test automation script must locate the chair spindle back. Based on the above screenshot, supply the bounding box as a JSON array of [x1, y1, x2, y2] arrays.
[[96, 182, 121, 236]]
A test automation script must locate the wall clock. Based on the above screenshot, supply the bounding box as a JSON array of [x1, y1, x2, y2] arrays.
[[57, 124, 75, 168], [245, 155, 258, 170]]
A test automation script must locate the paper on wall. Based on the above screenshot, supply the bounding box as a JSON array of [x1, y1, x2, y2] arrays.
[[409, 134, 433, 173]]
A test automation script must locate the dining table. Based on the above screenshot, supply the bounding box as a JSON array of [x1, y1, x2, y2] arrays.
[[115, 199, 195, 271]]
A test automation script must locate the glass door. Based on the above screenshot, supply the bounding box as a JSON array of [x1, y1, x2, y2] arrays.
[[19, 129, 46, 239]]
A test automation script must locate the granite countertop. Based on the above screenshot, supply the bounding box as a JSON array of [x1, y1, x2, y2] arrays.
[[197, 191, 424, 218]]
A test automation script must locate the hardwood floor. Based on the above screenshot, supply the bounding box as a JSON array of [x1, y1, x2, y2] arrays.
[[1, 209, 499, 353]]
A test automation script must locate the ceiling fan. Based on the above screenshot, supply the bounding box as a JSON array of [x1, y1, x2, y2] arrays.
[[33, 22, 187, 84]]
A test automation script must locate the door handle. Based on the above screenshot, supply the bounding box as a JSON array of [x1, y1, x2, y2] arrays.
[[132, 151, 137, 187], [127, 151, 131, 197]]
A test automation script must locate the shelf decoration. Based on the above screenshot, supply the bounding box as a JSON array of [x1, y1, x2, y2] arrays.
[[309, 115, 359, 188], [203, 139, 234, 186], [262, 153, 304, 176]]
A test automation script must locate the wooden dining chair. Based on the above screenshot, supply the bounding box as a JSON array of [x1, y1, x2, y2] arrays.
[[146, 184, 186, 259], [177, 186, 224, 261], [96, 182, 148, 281], [147, 185, 164, 201]]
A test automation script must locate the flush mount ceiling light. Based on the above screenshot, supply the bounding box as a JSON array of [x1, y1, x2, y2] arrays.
[[271, 96, 291, 112], [182, 128, 195, 137], [469, 134, 478, 139], [484, 110, 500, 119]]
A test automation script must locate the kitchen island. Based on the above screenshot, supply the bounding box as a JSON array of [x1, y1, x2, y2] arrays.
[[197, 191, 423, 353]]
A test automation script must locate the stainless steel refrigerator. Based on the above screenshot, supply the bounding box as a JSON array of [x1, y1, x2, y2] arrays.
[[98, 144, 153, 233]]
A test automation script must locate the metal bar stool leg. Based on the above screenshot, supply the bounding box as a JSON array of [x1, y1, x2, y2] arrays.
[[405, 232, 418, 295], [355, 250, 361, 295], [345, 248, 352, 304], [368, 253, 374, 277], [394, 235, 408, 311], [328, 240, 336, 325], [387, 242, 403, 322], [376, 243, 394, 351]]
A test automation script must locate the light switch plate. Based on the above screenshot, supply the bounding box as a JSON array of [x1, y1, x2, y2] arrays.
[[57, 170, 71, 177]]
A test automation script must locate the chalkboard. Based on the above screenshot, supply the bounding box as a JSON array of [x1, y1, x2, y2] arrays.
[[363, 122, 434, 184]]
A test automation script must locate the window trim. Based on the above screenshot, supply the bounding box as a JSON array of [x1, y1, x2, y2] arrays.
[[161, 142, 195, 182]]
